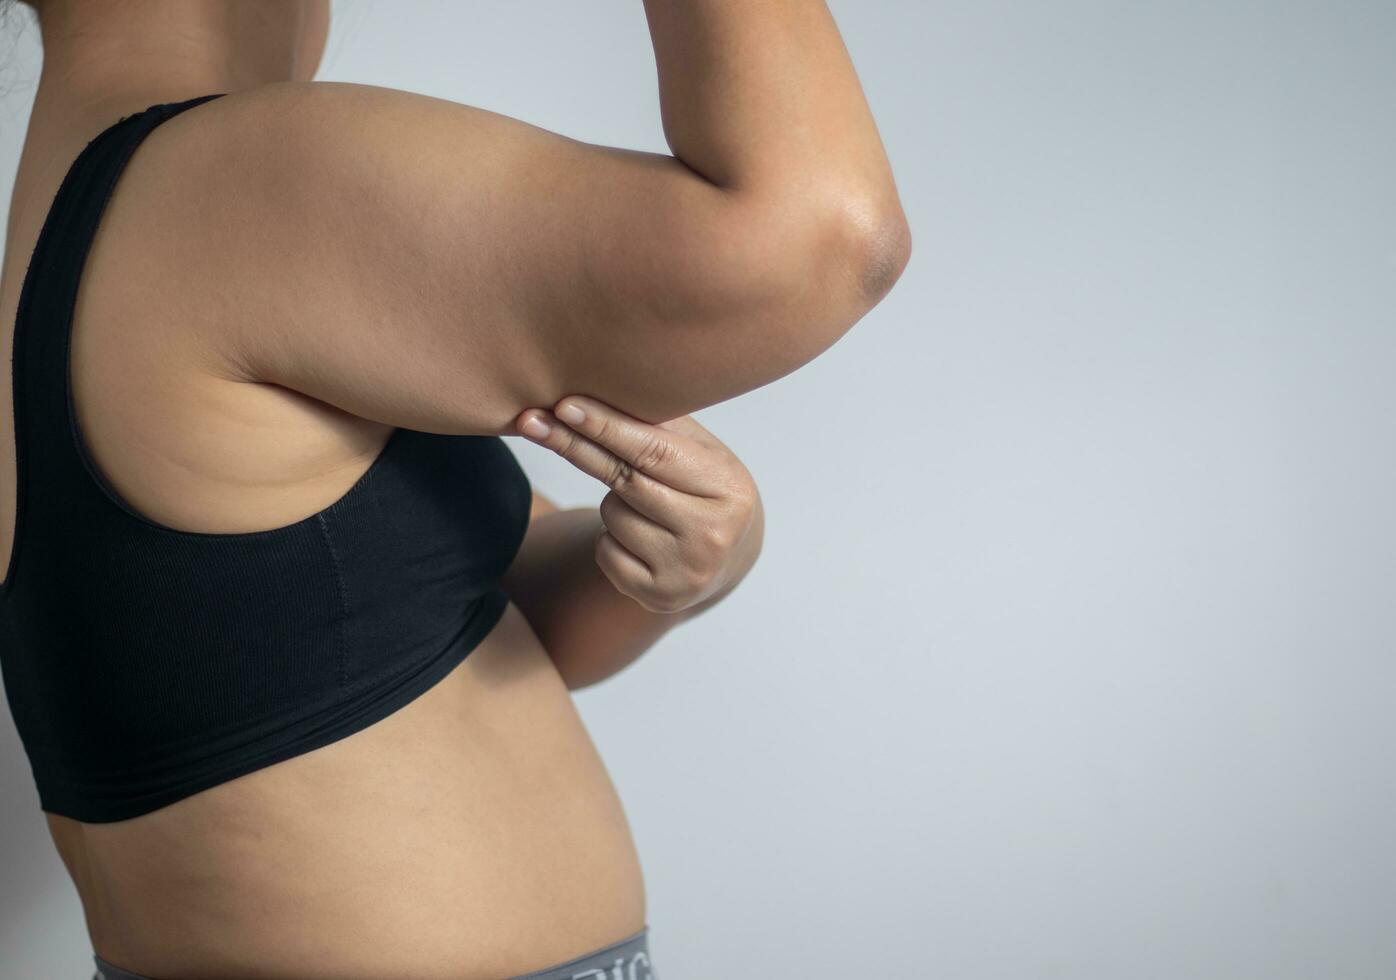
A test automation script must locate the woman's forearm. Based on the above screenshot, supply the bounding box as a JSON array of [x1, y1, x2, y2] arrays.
[[502, 497, 764, 690], [644, 0, 911, 310], [644, 0, 904, 213], [503, 508, 680, 690]]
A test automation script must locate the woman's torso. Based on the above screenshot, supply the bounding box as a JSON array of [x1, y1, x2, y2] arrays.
[[0, 92, 644, 979]]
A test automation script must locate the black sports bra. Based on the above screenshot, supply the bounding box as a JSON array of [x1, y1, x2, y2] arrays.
[[0, 93, 532, 823]]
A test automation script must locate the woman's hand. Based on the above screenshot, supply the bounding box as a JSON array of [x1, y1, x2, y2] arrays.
[[516, 396, 762, 615]]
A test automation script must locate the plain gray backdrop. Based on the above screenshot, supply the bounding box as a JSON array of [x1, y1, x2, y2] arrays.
[[2, 2, 1393, 977]]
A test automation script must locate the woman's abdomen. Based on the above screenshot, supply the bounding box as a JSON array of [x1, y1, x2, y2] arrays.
[[47, 602, 646, 980]]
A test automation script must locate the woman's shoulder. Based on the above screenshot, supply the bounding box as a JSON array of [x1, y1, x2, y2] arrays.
[[146, 80, 508, 173]]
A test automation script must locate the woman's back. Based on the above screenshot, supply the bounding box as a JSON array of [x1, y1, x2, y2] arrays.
[[0, 1, 909, 976]]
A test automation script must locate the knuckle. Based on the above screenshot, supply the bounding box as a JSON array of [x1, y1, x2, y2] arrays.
[[683, 564, 715, 597], [590, 414, 614, 443], [724, 470, 757, 506], [648, 590, 686, 615], [633, 435, 675, 472], [700, 523, 733, 554], [647, 572, 690, 613], [728, 480, 757, 509], [607, 457, 638, 489], [556, 428, 586, 460]]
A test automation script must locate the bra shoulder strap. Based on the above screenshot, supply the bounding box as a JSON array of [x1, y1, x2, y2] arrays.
[[7, 93, 227, 564]]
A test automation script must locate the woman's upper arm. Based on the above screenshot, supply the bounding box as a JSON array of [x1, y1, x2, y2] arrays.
[[143, 81, 908, 433]]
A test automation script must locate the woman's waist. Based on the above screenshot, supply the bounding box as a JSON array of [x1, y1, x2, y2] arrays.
[[76, 817, 647, 980], [55, 603, 647, 977]]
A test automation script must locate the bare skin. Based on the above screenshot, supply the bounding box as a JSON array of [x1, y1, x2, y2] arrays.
[[1, 1, 909, 976]]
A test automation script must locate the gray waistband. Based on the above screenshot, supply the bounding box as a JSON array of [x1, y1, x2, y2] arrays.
[[94, 926, 657, 980], [510, 926, 655, 979]]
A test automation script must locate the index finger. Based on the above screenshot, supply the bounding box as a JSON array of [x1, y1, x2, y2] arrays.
[[550, 395, 724, 498]]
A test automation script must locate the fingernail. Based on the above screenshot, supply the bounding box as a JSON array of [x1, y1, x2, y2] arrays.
[[522, 415, 551, 439], [557, 402, 586, 425]]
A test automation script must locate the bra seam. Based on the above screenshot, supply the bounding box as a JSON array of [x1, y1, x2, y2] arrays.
[[315, 512, 351, 692]]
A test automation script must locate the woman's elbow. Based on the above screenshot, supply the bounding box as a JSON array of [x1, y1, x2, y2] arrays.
[[587, 191, 913, 423], [760, 194, 913, 365], [847, 202, 913, 305], [805, 179, 914, 308]]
